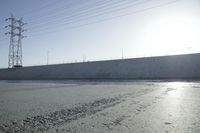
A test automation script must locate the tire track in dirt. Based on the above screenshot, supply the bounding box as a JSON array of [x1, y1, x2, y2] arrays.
[[0, 97, 121, 133], [60, 88, 158, 132], [0, 88, 157, 133]]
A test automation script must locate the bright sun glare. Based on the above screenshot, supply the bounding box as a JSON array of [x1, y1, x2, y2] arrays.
[[144, 12, 200, 55]]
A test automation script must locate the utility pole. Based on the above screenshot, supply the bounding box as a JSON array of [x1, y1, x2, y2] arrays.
[[47, 51, 49, 65], [5, 14, 26, 68], [121, 48, 124, 59], [82, 55, 86, 62]]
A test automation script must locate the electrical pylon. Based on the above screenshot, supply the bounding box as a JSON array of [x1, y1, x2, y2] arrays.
[[5, 14, 26, 68]]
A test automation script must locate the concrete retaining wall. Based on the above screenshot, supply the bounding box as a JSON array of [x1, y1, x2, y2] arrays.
[[0, 53, 200, 80]]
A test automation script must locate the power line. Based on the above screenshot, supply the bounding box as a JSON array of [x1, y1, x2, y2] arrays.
[[28, 0, 179, 34], [27, 0, 180, 38], [1, 0, 181, 40], [25, 0, 94, 22], [21, 0, 66, 17], [28, 0, 132, 24], [27, 0, 151, 33], [29, 0, 180, 35], [28, 0, 144, 27]]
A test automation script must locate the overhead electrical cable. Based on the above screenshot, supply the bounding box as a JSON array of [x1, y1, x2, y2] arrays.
[[26, 0, 180, 38], [28, 0, 141, 27], [27, 0, 134, 24], [28, 0, 151, 32]]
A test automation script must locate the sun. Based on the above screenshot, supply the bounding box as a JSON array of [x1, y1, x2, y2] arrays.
[[144, 12, 200, 56]]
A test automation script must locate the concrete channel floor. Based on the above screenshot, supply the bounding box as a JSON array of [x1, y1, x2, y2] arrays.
[[0, 80, 200, 133]]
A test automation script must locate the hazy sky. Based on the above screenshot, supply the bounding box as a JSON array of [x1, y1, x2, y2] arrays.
[[0, 0, 200, 68]]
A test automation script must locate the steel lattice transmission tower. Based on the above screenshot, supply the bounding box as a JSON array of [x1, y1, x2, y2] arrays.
[[5, 14, 27, 68]]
